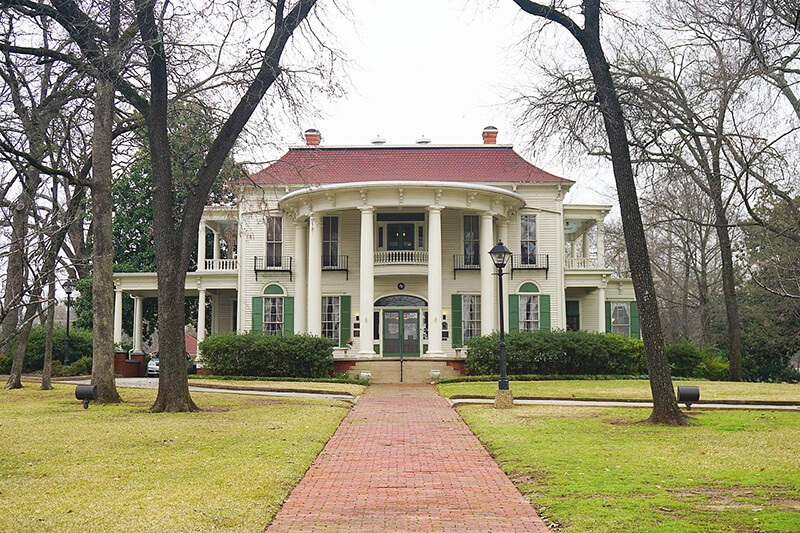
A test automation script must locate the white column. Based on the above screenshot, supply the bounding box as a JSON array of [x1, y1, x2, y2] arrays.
[[596, 220, 605, 268], [197, 288, 207, 344], [359, 206, 375, 356], [582, 232, 589, 259], [132, 296, 144, 353], [480, 212, 495, 335], [113, 289, 123, 346], [210, 294, 218, 333], [497, 221, 509, 332], [427, 206, 444, 356], [570, 237, 577, 258], [294, 220, 308, 333], [197, 223, 207, 271], [213, 230, 220, 265], [597, 285, 606, 333], [307, 214, 323, 336]]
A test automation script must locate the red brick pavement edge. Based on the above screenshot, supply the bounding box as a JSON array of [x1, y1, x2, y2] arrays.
[[265, 384, 548, 532]]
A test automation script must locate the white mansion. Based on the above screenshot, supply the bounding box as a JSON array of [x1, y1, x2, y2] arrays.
[[115, 127, 637, 380]]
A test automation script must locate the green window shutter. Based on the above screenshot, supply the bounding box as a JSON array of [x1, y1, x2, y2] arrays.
[[539, 294, 551, 330], [605, 301, 612, 333], [282, 297, 294, 335], [252, 297, 263, 333], [630, 300, 640, 339], [451, 294, 463, 348], [339, 296, 351, 347], [508, 295, 519, 333]]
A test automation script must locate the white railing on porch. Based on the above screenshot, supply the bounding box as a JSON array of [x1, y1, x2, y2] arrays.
[[204, 258, 238, 271], [565, 257, 599, 269], [374, 250, 428, 265]]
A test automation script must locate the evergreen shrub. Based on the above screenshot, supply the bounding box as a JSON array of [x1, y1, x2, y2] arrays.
[[665, 342, 704, 378], [22, 325, 93, 371], [198, 333, 334, 378], [465, 330, 646, 376]]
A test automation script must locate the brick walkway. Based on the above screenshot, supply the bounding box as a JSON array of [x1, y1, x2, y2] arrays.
[[266, 384, 548, 532]]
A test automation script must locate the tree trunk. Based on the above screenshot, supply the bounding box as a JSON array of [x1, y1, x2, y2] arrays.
[[579, 9, 686, 424], [90, 77, 122, 403], [40, 276, 55, 390], [0, 195, 28, 360]]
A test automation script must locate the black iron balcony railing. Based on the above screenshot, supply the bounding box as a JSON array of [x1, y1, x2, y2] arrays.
[[322, 255, 349, 280], [254, 255, 293, 281], [511, 254, 550, 279], [453, 254, 480, 279]]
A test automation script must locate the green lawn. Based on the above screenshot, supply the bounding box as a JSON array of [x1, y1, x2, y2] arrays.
[[187, 377, 366, 396], [459, 404, 800, 532], [438, 379, 800, 402], [0, 385, 350, 532]]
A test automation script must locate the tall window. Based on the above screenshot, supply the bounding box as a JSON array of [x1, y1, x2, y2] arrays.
[[322, 296, 340, 344], [463, 295, 481, 342], [323, 216, 338, 267], [521, 215, 537, 265], [611, 302, 630, 336], [263, 297, 283, 335], [519, 295, 540, 331], [266, 216, 282, 266], [464, 215, 479, 265]]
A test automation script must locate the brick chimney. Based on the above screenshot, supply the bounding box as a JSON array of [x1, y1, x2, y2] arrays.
[[304, 128, 321, 146], [482, 126, 498, 144]]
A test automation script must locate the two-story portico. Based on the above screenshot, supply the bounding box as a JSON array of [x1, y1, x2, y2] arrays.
[[114, 127, 637, 380]]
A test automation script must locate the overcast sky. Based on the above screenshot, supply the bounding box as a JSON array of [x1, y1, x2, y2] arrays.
[[263, 0, 622, 206]]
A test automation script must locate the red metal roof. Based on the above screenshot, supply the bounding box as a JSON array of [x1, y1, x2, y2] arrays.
[[244, 146, 572, 185]]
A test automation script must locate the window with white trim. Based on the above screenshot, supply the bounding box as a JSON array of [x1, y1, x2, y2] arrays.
[[263, 297, 283, 335], [519, 295, 540, 331], [266, 216, 282, 266], [521, 215, 537, 265], [611, 302, 630, 336], [322, 296, 340, 344], [463, 215, 479, 266], [323, 216, 339, 267], [463, 295, 481, 342]]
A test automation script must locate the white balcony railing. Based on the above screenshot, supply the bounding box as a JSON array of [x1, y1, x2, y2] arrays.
[[204, 258, 238, 271], [374, 250, 428, 265], [565, 257, 599, 269]]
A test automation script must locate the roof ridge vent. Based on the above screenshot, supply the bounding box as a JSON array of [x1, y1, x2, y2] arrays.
[[371, 135, 386, 145], [416, 135, 431, 144]]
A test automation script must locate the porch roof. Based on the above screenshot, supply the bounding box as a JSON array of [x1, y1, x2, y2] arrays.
[[243, 145, 573, 186]]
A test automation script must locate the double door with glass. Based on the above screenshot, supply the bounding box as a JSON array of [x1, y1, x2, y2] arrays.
[[382, 310, 420, 357]]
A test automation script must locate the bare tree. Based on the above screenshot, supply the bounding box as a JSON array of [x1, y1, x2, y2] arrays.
[[511, 0, 686, 424]]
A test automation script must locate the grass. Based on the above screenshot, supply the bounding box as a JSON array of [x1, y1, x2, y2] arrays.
[[0, 384, 350, 532], [458, 404, 800, 532], [187, 377, 366, 396], [438, 379, 800, 402]]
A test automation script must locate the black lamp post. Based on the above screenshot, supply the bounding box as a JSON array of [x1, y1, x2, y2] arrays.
[[63, 279, 75, 365], [489, 241, 512, 392]]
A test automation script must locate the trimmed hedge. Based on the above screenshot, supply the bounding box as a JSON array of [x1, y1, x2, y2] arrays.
[[4, 325, 93, 372], [198, 333, 335, 378], [465, 330, 646, 376], [189, 374, 369, 385], [665, 343, 704, 378]]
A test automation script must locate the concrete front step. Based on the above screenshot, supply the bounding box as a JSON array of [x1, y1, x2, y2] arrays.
[[334, 359, 465, 383]]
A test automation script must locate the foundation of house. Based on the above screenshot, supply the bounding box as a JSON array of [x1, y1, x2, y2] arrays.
[[333, 358, 466, 384]]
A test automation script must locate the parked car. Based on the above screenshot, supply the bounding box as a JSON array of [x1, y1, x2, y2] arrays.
[[147, 353, 196, 377]]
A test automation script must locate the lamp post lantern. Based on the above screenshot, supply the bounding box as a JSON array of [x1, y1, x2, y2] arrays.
[[489, 241, 513, 408], [63, 279, 75, 366]]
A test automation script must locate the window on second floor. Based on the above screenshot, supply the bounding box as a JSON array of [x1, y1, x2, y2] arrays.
[[464, 215, 479, 266], [266, 216, 282, 266], [323, 216, 339, 267], [521, 215, 537, 265]]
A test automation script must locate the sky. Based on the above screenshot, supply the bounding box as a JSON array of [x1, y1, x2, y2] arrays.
[[260, 0, 621, 206]]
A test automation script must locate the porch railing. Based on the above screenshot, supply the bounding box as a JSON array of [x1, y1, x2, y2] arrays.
[[204, 258, 238, 271], [453, 254, 480, 279], [254, 255, 293, 281], [565, 257, 600, 269], [511, 254, 550, 279], [374, 250, 428, 265], [322, 255, 349, 280]]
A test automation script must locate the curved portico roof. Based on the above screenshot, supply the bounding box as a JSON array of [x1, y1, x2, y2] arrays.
[[244, 145, 573, 185], [278, 181, 526, 219]]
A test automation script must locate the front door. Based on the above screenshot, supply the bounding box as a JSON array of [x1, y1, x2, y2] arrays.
[[566, 300, 580, 331], [387, 223, 415, 250], [382, 310, 420, 357]]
